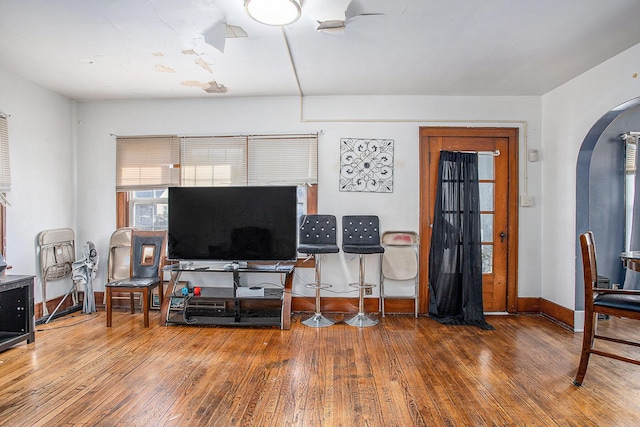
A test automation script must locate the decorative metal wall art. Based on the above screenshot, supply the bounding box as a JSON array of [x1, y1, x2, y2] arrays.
[[339, 138, 394, 192]]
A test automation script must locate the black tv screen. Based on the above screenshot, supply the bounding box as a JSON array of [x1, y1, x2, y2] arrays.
[[168, 186, 298, 262]]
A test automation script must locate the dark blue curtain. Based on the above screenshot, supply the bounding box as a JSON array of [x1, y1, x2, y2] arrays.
[[428, 151, 493, 330]]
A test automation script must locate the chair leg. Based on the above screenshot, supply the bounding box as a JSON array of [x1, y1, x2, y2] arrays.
[[380, 276, 386, 318], [302, 254, 334, 328], [142, 288, 150, 328], [130, 292, 135, 314], [106, 287, 112, 327], [574, 311, 596, 386], [415, 277, 419, 318], [346, 254, 378, 327], [157, 281, 164, 308]]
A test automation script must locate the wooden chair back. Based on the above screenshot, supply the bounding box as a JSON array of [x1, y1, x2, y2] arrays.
[[579, 231, 597, 304]]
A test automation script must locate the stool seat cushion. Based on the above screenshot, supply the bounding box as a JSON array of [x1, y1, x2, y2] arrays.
[[343, 244, 385, 254], [298, 243, 340, 254]]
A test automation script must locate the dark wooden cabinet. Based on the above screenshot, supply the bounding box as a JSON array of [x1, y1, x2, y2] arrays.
[[0, 275, 35, 352]]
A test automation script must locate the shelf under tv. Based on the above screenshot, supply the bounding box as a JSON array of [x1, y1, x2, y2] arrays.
[[160, 264, 294, 329]]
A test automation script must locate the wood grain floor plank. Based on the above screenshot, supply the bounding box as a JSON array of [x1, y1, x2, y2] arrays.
[[0, 311, 639, 426]]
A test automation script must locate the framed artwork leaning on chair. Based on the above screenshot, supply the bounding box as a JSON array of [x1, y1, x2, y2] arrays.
[[105, 230, 166, 328]]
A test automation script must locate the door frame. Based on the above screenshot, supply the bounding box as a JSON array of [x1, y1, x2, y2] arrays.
[[419, 127, 519, 314]]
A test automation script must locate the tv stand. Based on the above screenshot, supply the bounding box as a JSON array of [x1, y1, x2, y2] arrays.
[[159, 264, 294, 329], [223, 261, 246, 270]]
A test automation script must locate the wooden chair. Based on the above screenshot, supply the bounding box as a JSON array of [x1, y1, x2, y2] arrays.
[[574, 231, 640, 386], [105, 230, 166, 328]]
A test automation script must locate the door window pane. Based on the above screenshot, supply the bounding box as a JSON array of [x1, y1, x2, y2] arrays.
[[482, 245, 493, 273], [479, 183, 494, 211], [478, 154, 494, 180], [481, 214, 494, 242]]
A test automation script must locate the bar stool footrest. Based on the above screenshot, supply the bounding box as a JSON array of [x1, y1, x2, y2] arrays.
[[304, 283, 332, 290], [348, 282, 376, 289]]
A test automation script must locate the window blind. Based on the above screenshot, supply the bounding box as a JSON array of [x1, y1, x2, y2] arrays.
[[117, 133, 318, 190], [248, 134, 318, 185], [180, 136, 248, 186], [116, 136, 180, 191], [0, 113, 11, 193]]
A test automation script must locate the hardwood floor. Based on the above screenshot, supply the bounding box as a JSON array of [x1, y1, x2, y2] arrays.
[[0, 311, 638, 426]]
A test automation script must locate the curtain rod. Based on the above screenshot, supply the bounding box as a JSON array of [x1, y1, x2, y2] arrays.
[[622, 132, 640, 142], [111, 134, 178, 139], [447, 149, 501, 156], [112, 133, 318, 139], [181, 133, 318, 139]]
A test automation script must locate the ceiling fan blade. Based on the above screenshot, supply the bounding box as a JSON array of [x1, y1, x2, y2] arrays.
[[316, 20, 346, 34], [203, 22, 248, 53], [345, 0, 384, 21], [203, 21, 226, 53], [226, 25, 248, 39], [315, 0, 382, 34]]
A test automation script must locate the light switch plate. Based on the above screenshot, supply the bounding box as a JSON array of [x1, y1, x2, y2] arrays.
[[520, 195, 534, 207]]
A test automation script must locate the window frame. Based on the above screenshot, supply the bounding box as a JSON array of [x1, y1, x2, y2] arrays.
[[0, 202, 5, 257], [0, 113, 11, 258], [117, 184, 317, 228]]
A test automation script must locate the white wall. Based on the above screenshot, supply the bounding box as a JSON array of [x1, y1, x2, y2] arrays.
[[542, 42, 640, 323], [0, 69, 75, 303], [3, 40, 639, 318], [75, 95, 543, 301]]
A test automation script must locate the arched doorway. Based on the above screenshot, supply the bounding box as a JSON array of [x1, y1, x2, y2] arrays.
[[575, 97, 640, 310]]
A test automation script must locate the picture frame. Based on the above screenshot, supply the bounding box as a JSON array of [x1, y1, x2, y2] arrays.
[[339, 138, 394, 193]]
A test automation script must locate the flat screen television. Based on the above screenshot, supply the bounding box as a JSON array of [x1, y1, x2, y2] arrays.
[[168, 186, 298, 262]]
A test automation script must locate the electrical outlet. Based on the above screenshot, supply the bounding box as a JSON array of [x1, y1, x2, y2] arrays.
[[365, 287, 372, 296]]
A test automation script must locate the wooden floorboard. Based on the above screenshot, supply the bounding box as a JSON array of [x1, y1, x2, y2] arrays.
[[0, 310, 639, 426]]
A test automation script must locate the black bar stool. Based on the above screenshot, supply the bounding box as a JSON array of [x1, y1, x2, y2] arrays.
[[298, 215, 340, 327], [342, 215, 384, 327]]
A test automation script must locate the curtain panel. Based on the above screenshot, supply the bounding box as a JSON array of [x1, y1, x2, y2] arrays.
[[428, 150, 493, 330]]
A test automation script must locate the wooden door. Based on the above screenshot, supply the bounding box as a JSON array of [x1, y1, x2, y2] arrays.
[[419, 127, 519, 313]]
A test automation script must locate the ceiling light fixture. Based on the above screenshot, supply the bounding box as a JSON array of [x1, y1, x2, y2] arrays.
[[245, 0, 301, 26]]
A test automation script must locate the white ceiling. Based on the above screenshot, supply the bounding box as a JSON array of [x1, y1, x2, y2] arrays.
[[1, 0, 640, 100]]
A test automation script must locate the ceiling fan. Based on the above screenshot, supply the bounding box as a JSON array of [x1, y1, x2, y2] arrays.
[[202, 22, 248, 53], [202, 0, 383, 53], [314, 0, 384, 34]]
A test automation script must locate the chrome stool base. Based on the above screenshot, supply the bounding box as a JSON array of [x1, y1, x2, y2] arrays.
[[346, 312, 378, 327], [302, 313, 335, 328]]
